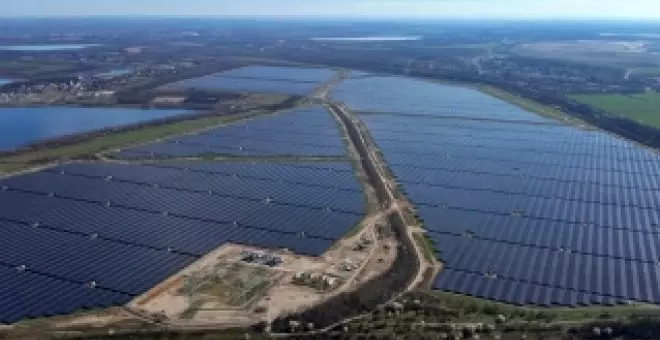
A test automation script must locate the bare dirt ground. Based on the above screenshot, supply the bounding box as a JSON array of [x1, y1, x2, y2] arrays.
[[120, 201, 385, 326], [256, 210, 389, 319], [336, 103, 439, 292], [129, 243, 320, 322]]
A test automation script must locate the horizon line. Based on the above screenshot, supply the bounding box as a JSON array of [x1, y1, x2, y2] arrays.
[[2, 15, 660, 22]]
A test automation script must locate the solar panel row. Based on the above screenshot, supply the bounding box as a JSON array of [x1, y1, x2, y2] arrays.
[[0, 161, 363, 323], [215, 66, 336, 83], [377, 139, 657, 165], [421, 211, 660, 263], [434, 269, 628, 307], [171, 66, 335, 95], [0, 265, 131, 324], [431, 234, 660, 304], [114, 105, 346, 159], [172, 77, 318, 96], [1, 171, 363, 238], [396, 171, 660, 210], [52, 162, 361, 193], [349, 79, 660, 306], [0, 190, 334, 256], [332, 77, 555, 123], [0, 220, 195, 295]]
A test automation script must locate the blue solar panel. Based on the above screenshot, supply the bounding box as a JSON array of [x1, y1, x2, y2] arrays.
[[0, 266, 130, 324], [351, 79, 660, 307], [215, 66, 335, 83], [114, 105, 345, 159], [171, 77, 318, 96], [333, 77, 555, 123], [0, 160, 364, 323], [169, 66, 334, 95]]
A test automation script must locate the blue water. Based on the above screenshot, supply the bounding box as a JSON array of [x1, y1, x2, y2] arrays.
[[0, 44, 99, 51], [0, 107, 190, 151], [0, 79, 12, 86]]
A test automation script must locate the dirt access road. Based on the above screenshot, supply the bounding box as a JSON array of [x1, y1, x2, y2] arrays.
[[327, 103, 426, 292]]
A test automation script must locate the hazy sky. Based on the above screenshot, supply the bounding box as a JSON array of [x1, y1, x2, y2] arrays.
[[5, 0, 660, 19]]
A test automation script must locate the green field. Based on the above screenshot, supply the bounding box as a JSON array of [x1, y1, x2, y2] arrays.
[[570, 92, 660, 129]]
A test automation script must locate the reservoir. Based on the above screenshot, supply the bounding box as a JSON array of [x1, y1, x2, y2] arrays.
[[0, 44, 100, 51], [0, 107, 190, 151]]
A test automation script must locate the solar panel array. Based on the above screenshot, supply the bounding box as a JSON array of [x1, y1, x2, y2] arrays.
[[114, 105, 345, 159], [333, 76, 553, 123], [345, 76, 660, 307], [218, 66, 336, 83], [0, 161, 364, 323], [171, 66, 335, 96]]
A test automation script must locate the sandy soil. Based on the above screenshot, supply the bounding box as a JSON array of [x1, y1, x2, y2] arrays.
[[261, 276, 325, 318], [126, 222, 380, 324]]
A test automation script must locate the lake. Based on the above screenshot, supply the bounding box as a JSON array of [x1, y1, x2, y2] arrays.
[[310, 36, 422, 42], [0, 44, 100, 51], [0, 107, 190, 151]]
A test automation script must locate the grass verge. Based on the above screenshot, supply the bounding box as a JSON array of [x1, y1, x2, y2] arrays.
[[0, 111, 267, 174], [478, 85, 585, 126], [427, 290, 660, 322], [412, 233, 437, 263]]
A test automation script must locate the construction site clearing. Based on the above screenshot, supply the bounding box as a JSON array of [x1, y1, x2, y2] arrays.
[[6, 210, 398, 331]]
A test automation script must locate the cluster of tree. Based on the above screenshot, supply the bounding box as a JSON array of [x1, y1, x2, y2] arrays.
[[114, 61, 245, 105], [0, 76, 81, 91], [574, 317, 660, 340]]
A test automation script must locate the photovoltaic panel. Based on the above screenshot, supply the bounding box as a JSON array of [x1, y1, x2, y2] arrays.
[[0, 160, 364, 323], [332, 77, 556, 123], [0, 265, 131, 324], [170, 66, 335, 95], [348, 77, 660, 307], [171, 77, 316, 96], [113, 105, 345, 159], [216, 66, 335, 83]]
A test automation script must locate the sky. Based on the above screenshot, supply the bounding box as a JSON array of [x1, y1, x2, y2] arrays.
[[4, 0, 660, 19]]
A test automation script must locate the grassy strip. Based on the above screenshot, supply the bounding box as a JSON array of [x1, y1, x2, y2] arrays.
[[0, 111, 267, 174], [111, 152, 348, 163], [413, 233, 437, 263], [428, 290, 660, 322], [478, 85, 585, 126]]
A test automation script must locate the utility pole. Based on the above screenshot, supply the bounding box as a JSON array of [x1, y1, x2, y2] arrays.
[[265, 296, 272, 334]]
